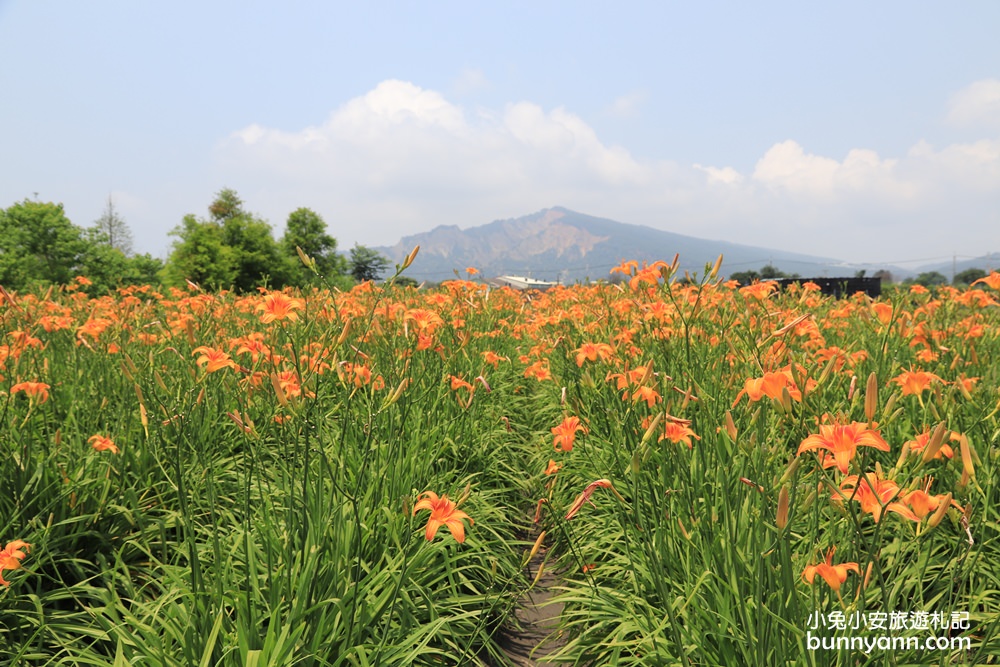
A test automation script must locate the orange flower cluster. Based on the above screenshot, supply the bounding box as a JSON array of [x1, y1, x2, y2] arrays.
[[0, 540, 31, 586]]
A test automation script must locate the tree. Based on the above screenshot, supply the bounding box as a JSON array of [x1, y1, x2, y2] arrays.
[[873, 269, 893, 284], [759, 264, 785, 279], [282, 208, 348, 286], [913, 271, 947, 288], [161, 214, 237, 288], [220, 212, 287, 292], [728, 269, 760, 285], [162, 189, 287, 291], [954, 267, 987, 286], [93, 195, 134, 256], [78, 227, 163, 291], [349, 245, 390, 283], [0, 199, 86, 289]]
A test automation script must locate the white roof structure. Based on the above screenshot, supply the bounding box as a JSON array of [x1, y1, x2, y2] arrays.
[[491, 275, 558, 290]]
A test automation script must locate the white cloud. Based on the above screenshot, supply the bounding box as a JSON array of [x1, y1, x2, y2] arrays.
[[751, 140, 914, 200], [452, 67, 489, 95], [947, 79, 1000, 128], [607, 90, 647, 118], [694, 164, 743, 185], [216, 79, 1000, 264]]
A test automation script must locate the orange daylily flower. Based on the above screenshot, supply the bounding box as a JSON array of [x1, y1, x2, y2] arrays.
[[834, 470, 919, 523], [551, 416, 586, 452], [573, 342, 615, 367], [10, 381, 51, 404], [564, 479, 626, 520], [905, 428, 959, 460], [903, 480, 962, 520], [971, 271, 1000, 290], [739, 281, 778, 300], [631, 384, 662, 408], [88, 434, 119, 455], [797, 421, 890, 474], [871, 302, 894, 325], [891, 368, 943, 396], [192, 346, 238, 373], [524, 360, 552, 382], [413, 491, 473, 543], [544, 459, 561, 475], [404, 308, 444, 332], [0, 540, 31, 586], [259, 292, 304, 324], [660, 421, 701, 449], [481, 351, 509, 368], [449, 375, 474, 392], [274, 369, 313, 400], [732, 371, 797, 407], [802, 547, 859, 592]]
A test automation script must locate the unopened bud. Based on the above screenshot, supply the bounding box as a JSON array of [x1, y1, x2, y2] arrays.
[[881, 392, 898, 420], [776, 486, 790, 530], [779, 386, 793, 414], [336, 319, 352, 347], [724, 410, 738, 441], [402, 245, 420, 271], [928, 493, 953, 528], [296, 246, 316, 271], [801, 489, 817, 512], [457, 482, 471, 506], [817, 354, 838, 386], [779, 457, 801, 486], [960, 436, 976, 481], [894, 440, 911, 472], [270, 373, 289, 408], [642, 413, 663, 446], [386, 378, 410, 405], [677, 517, 691, 540], [864, 372, 878, 423], [709, 254, 724, 281], [531, 561, 546, 586], [529, 531, 546, 560], [921, 422, 948, 463]]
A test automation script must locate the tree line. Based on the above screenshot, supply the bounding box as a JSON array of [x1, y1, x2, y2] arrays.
[[0, 189, 392, 293], [729, 264, 991, 288]]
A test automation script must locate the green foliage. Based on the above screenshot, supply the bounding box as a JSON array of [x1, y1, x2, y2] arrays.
[[730, 264, 800, 284], [954, 267, 987, 286], [161, 213, 238, 288], [0, 199, 86, 289], [393, 275, 419, 288], [912, 270, 948, 287], [0, 198, 160, 293], [163, 189, 288, 291], [78, 227, 164, 293], [282, 208, 349, 287], [349, 244, 390, 283]]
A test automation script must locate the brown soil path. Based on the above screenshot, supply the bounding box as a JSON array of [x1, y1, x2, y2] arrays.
[[495, 547, 567, 666]]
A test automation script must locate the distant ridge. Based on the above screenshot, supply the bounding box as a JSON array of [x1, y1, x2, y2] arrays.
[[376, 207, 913, 283]]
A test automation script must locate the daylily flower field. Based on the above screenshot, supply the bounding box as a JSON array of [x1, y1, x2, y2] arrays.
[[2, 255, 999, 665]]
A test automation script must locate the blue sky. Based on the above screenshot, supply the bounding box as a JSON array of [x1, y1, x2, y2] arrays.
[[1, 1, 998, 266]]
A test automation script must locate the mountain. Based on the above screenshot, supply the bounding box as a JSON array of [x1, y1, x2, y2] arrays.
[[376, 207, 911, 284], [913, 252, 1000, 279]]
